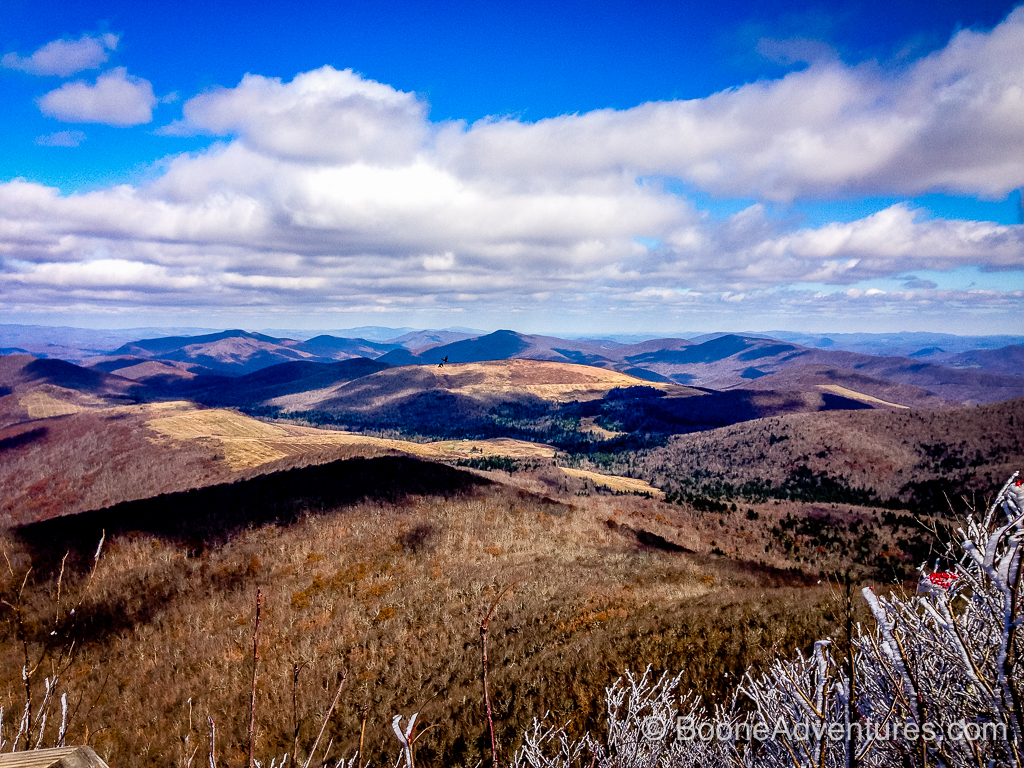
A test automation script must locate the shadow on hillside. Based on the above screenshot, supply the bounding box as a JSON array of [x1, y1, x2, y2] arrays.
[[0, 425, 48, 452], [605, 518, 693, 553], [17, 455, 491, 568], [23, 358, 142, 400], [580, 388, 873, 437], [603, 518, 815, 588]]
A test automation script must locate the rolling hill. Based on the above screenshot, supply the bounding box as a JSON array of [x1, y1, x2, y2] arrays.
[[0, 377, 565, 525], [268, 358, 672, 412], [2, 325, 1021, 768], [385, 328, 481, 349], [729, 364, 949, 409], [593, 396, 1024, 516], [757, 331, 1024, 358], [0, 354, 144, 428], [110, 329, 319, 374], [189, 357, 394, 406], [1, 448, 863, 768], [291, 334, 400, 360], [3, 354, 658, 523], [375, 329, 628, 368], [0, 324, 222, 362], [260, 359, 684, 441], [943, 345, 1024, 375], [252, 358, 881, 448]]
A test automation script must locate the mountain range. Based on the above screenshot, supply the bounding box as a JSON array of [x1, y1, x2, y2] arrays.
[[1, 323, 1021, 479], [53, 327, 1021, 407]]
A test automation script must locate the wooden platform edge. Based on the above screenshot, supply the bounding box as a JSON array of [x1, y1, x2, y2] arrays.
[[0, 746, 108, 768]]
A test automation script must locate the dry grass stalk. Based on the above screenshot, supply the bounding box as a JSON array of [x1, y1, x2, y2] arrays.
[[248, 589, 262, 768], [301, 671, 347, 768], [356, 703, 368, 768], [481, 582, 516, 766], [291, 662, 309, 764]]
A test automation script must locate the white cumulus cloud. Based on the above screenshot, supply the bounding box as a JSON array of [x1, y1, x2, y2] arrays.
[[440, 6, 1024, 200], [2, 32, 119, 77], [166, 66, 428, 164], [38, 67, 156, 126]]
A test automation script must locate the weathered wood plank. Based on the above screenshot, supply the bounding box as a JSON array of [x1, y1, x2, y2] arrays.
[[0, 747, 108, 768]]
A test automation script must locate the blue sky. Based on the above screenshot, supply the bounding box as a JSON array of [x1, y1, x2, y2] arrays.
[[1, 0, 1022, 334]]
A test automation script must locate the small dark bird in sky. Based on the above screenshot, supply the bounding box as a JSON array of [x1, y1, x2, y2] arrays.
[[438, 356, 448, 368]]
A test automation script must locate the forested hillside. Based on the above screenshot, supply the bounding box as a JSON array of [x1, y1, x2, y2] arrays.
[[586, 397, 1024, 515]]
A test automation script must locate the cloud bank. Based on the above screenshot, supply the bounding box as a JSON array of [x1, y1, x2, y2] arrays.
[[2, 11, 1023, 330]]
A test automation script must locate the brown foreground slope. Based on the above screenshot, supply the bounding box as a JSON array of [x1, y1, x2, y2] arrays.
[[2, 450, 924, 768]]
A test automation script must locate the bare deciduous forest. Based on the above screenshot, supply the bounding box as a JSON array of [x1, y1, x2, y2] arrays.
[[1, 467, 851, 767]]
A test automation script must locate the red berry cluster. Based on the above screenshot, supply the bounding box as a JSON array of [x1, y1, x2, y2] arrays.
[[924, 571, 958, 589]]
